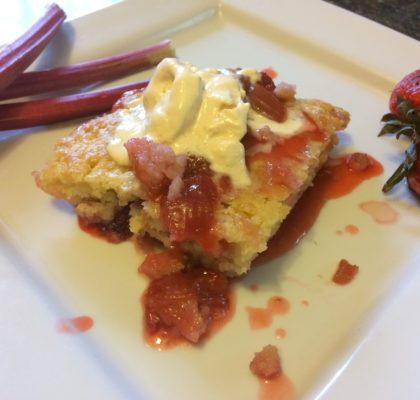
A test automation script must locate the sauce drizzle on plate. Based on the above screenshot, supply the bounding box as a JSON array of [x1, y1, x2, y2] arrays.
[[56, 316, 94, 334], [255, 154, 383, 264]]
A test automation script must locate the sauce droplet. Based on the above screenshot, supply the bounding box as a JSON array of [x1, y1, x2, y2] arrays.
[[359, 200, 399, 224], [246, 296, 290, 329], [249, 283, 259, 292], [344, 224, 359, 234], [267, 296, 290, 315], [56, 316, 94, 334], [246, 307, 272, 330], [275, 328, 287, 339]]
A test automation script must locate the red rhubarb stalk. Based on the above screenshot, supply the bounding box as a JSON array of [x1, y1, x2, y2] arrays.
[[0, 80, 148, 131], [0, 3, 66, 92], [0, 40, 173, 100]]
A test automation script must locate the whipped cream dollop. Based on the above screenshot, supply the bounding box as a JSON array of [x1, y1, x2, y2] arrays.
[[107, 58, 305, 188]]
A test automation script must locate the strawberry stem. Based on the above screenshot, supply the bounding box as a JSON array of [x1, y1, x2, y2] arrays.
[[382, 145, 416, 192], [379, 97, 419, 193]]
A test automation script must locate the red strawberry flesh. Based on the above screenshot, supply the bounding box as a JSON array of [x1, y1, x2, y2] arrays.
[[389, 69, 420, 115]]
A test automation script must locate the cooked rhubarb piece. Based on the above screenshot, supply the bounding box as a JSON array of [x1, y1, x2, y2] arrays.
[[139, 248, 184, 280], [246, 82, 286, 122], [250, 345, 282, 379], [34, 58, 350, 276], [160, 158, 219, 254], [332, 259, 359, 285], [125, 137, 186, 201], [143, 267, 230, 343], [0, 3, 65, 92]]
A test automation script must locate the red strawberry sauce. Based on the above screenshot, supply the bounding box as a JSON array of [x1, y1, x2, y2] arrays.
[[78, 206, 132, 243], [254, 153, 383, 264], [246, 296, 290, 330], [56, 316, 94, 334], [78, 144, 384, 350]]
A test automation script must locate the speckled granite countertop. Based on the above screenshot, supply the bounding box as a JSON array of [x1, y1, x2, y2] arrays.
[[325, 0, 420, 41]]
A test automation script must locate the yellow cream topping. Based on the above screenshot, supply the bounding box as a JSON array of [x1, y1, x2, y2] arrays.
[[107, 58, 304, 188]]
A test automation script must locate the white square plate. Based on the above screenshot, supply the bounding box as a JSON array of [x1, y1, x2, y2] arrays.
[[0, 1, 419, 399]]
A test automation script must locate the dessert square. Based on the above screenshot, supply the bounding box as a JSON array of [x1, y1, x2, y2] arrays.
[[34, 59, 349, 276]]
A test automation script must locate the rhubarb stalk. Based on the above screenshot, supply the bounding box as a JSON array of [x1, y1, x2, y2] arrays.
[[0, 80, 148, 131], [0, 3, 66, 92], [0, 40, 173, 100]]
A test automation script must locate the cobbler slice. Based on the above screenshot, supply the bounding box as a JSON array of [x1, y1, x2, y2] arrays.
[[34, 58, 349, 276]]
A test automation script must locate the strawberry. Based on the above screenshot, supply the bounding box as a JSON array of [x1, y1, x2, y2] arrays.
[[389, 69, 420, 115], [379, 70, 420, 196], [407, 143, 420, 195]]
